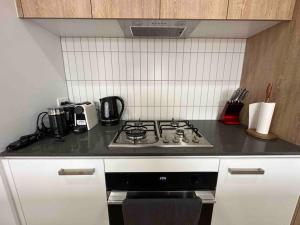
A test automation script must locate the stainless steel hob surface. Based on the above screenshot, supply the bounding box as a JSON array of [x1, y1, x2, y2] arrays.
[[108, 120, 213, 148]]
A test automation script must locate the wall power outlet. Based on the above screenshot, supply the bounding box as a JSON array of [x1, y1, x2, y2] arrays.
[[56, 97, 70, 107]]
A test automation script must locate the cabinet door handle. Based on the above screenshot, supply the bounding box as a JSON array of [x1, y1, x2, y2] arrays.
[[228, 168, 265, 175], [58, 168, 95, 176]]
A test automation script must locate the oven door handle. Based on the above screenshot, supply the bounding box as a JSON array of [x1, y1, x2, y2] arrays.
[[107, 191, 216, 205]]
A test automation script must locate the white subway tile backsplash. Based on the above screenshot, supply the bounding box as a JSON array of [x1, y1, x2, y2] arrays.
[[205, 39, 213, 52], [102, 38, 111, 51], [62, 37, 245, 120], [191, 39, 199, 52], [182, 53, 191, 80], [227, 39, 235, 52], [110, 38, 118, 51], [96, 38, 103, 51], [212, 39, 221, 52], [79, 38, 88, 51], [88, 38, 96, 51], [176, 39, 184, 52], [65, 37, 74, 51], [219, 39, 228, 52], [184, 39, 192, 52], [162, 39, 169, 52], [175, 53, 183, 80], [74, 52, 84, 80], [61, 37, 67, 51]]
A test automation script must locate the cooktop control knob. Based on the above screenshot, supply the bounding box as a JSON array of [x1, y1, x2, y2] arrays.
[[163, 136, 169, 143], [182, 137, 189, 143], [192, 136, 200, 143], [173, 137, 179, 143]]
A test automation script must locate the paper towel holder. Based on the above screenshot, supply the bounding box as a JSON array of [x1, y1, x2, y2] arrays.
[[246, 83, 277, 140], [246, 129, 277, 140]]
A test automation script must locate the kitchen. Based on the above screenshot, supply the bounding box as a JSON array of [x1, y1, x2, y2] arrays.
[[1, 0, 300, 225]]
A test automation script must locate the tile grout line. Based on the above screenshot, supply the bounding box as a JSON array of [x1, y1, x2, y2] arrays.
[[109, 38, 115, 96], [87, 38, 95, 102], [186, 39, 193, 119], [211, 39, 221, 119], [172, 40, 178, 118], [72, 37, 82, 102], [94, 38, 102, 104], [166, 39, 170, 119], [61, 37, 72, 103], [63, 50, 245, 54], [131, 39, 135, 119], [199, 39, 206, 120], [191, 39, 200, 119]]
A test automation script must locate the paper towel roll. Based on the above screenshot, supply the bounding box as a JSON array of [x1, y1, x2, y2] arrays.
[[256, 102, 276, 134], [248, 102, 261, 129]]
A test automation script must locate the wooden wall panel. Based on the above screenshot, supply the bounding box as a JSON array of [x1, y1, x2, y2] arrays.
[[240, 0, 300, 145], [291, 197, 300, 225]]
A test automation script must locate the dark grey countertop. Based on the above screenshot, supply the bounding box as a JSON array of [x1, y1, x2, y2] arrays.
[[1, 121, 300, 157]]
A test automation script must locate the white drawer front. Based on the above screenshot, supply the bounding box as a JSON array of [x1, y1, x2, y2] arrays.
[[105, 158, 219, 172], [5, 159, 109, 225]]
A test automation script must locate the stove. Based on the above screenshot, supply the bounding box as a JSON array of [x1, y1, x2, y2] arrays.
[[109, 120, 213, 148]]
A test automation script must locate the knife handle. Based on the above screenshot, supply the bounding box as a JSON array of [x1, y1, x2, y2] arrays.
[[265, 83, 272, 102]]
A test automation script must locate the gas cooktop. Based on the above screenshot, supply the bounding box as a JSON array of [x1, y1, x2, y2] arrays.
[[108, 120, 213, 148]]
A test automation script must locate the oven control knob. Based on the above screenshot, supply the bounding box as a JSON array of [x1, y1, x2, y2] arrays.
[[163, 136, 169, 143], [192, 136, 200, 143], [173, 137, 179, 143], [182, 137, 189, 143]]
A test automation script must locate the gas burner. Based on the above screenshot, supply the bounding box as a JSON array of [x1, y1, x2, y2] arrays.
[[110, 120, 159, 146], [124, 126, 147, 141], [176, 129, 185, 137]]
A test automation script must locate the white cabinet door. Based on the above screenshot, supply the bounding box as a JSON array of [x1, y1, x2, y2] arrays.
[[6, 159, 109, 225], [0, 162, 19, 225], [212, 158, 300, 225]]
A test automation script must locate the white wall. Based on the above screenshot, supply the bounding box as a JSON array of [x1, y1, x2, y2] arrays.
[[0, 0, 67, 151], [62, 37, 245, 120]]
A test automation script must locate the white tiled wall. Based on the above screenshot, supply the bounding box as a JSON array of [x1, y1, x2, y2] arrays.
[[61, 37, 246, 120]]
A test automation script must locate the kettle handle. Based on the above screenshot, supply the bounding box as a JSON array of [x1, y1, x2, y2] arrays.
[[100, 98, 106, 114], [115, 97, 124, 119]]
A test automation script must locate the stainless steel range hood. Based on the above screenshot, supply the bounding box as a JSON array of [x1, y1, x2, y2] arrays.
[[119, 20, 199, 38]]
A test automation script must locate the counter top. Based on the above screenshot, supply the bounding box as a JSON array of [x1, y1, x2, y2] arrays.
[[1, 121, 300, 157]]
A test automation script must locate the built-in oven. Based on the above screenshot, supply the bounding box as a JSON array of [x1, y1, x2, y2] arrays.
[[106, 172, 218, 225]]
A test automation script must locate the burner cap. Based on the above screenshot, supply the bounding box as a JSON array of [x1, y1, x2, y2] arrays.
[[176, 129, 185, 137], [124, 126, 147, 141]]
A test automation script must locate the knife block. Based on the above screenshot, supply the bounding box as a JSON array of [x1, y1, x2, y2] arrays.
[[219, 102, 244, 125]]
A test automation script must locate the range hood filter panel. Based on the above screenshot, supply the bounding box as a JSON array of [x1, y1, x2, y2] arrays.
[[130, 26, 186, 38]]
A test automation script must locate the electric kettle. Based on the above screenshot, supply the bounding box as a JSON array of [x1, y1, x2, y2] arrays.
[[100, 96, 124, 126]]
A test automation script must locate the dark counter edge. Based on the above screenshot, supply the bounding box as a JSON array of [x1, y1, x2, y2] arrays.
[[1, 121, 300, 157]]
